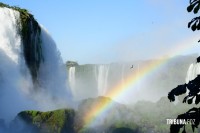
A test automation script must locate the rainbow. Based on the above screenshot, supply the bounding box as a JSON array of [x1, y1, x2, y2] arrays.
[[81, 36, 199, 130]]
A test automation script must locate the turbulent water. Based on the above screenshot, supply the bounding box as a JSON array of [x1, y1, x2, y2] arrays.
[[0, 7, 70, 122]]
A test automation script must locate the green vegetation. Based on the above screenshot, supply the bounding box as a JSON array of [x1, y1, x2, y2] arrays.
[[66, 61, 79, 68], [14, 109, 75, 133], [0, 2, 43, 83], [9, 96, 200, 133], [75, 96, 199, 133]]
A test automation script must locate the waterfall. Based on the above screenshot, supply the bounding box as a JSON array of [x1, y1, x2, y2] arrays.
[[0, 8, 21, 63], [0, 7, 35, 121], [68, 67, 76, 96], [186, 63, 200, 83], [0, 7, 71, 122], [35, 27, 70, 106], [95, 65, 110, 96]]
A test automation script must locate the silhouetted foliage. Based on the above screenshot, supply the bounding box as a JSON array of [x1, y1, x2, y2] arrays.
[[168, 75, 200, 104], [170, 108, 200, 133], [168, 84, 187, 102], [168, 61, 200, 132], [187, 0, 200, 14], [168, 1, 200, 133], [188, 0, 200, 31]]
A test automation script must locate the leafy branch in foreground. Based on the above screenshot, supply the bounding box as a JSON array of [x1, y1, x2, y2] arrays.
[[168, 69, 200, 133], [170, 107, 200, 133], [187, 0, 200, 37], [168, 1, 200, 132], [168, 75, 200, 105]]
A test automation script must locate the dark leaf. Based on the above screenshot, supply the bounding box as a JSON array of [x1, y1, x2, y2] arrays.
[[182, 128, 186, 133], [188, 20, 194, 28], [175, 85, 187, 96], [194, 5, 200, 14], [195, 95, 200, 104], [187, 97, 193, 104], [192, 23, 197, 31], [182, 129, 186, 133], [183, 96, 188, 103], [188, 18, 196, 28], [188, 17, 200, 31], [187, 107, 198, 113], [168, 94, 175, 102], [188, 21, 192, 28], [197, 20, 200, 30], [187, 0, 200, 13], [170, 125, 181, 133], [187, 4, 195, 12], [192, 124, 195, 132], [168, 84, 187, 102]]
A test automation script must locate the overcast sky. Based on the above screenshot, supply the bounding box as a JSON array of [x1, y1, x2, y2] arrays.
[[1, 0, 200, 64]]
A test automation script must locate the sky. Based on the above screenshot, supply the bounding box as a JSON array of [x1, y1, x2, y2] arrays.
[[1, 0, 200, 64]]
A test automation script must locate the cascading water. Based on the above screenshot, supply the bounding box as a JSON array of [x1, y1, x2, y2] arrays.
[[185, 63, 200, 83], [0, 8, 20, 63], [0, 6, 71, 122], [0, 7, 35, 122], [68, 67, 76, 96], [95, 65, 110, 96], [35, 27, 71, 107]]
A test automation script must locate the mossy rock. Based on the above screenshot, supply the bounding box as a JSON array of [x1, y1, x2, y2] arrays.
[[66, 61, 79, 68], [11, 109, 75, 133]]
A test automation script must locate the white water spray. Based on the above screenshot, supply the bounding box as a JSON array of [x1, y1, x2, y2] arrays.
[[34, 27, 70, 109], [0, 7, 71, 122], [186, 63, 200, 83], [0, 7, 35, 122]]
